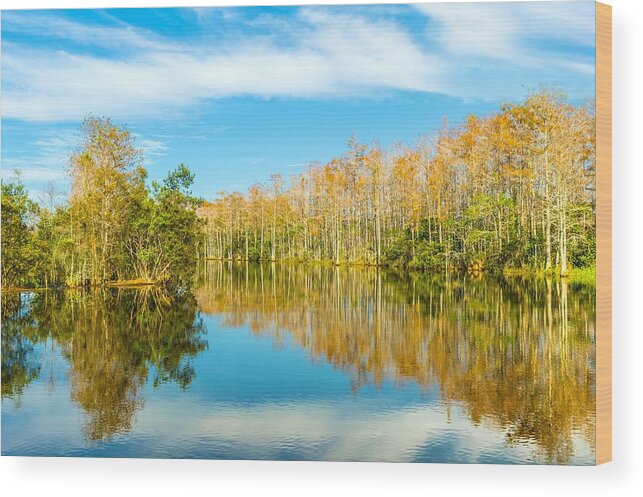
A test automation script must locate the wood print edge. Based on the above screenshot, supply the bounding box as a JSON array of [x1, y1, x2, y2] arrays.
[[596, 0, 612, 465]]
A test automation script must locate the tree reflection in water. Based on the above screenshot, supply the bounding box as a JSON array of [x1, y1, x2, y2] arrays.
[[2, 263, 595, 463], [196, 262, 595, 464], [1, 293, 42, 400], [1, 288, 207, 442]]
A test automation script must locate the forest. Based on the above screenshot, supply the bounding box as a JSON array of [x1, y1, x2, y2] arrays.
[[199, 91, 596, 277], [1, 91, 596, 290], [1, 116, 202, 289]]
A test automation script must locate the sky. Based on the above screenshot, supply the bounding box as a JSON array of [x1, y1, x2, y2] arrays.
[[1, 2, 596, 203]]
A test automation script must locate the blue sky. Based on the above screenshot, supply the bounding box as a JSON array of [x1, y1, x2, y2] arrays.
[[1, 2, 596, 202]]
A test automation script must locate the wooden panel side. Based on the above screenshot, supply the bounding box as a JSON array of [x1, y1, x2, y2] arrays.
[[596, 1, 612, 465]]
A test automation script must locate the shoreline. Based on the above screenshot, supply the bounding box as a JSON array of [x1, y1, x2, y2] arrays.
[[2, 264, 596, 294], [198, 258, 596, 284], [2, 279, 160, 293]]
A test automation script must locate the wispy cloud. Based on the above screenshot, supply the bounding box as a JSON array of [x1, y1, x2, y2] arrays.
[[130, 398, 594, 463], [138, 138, 169, 157], [413, 1, 595, 100], [1, 128, 77, 185], [1, 4, 595, 123], [1, 8, 440, 122], [1, 11, 172, 52], [0, 165, 66, 182], [416, 2, 594, 68]]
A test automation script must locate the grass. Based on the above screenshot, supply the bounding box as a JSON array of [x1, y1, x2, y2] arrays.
[[564, 266, 596, 286], [502, 265, 596, 286]]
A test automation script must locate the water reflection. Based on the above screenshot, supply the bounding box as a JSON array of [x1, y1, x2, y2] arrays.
[[1, 263, 595, 464], [2, 289, 207, 441], [1, 293, 42, 399], [195, 262, 596, 464]]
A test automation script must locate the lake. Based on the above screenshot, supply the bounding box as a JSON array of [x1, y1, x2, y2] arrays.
[[1, 262, 596, 464]]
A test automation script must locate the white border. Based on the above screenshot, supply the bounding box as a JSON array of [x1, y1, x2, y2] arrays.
[[1, 1, 641, 496]]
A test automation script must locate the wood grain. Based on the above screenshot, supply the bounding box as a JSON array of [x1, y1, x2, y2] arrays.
[[596, 1, 612, 465]]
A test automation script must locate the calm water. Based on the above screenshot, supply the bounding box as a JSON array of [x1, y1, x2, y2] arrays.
[[1, 262, 596, 464]]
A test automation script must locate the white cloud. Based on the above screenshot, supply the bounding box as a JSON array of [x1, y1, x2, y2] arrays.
[[0, 165, 66, 182], [1, 11, 172, 52], [1, 128, 170, 186], [1, 5, 595, 122], [5, 379, 595, 463], [1, 9, 441, 122], [138, 138, 169, 157], [132, 398, 594, 463], [1, 128, 77, 197], [416, 2, 594, 61], [410, 1, 596, 101]]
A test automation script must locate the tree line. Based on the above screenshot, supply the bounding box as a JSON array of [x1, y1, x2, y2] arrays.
[[198, 91, 595, 276], [1, 116, 202, 289], [2, 91, 596, 288]]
